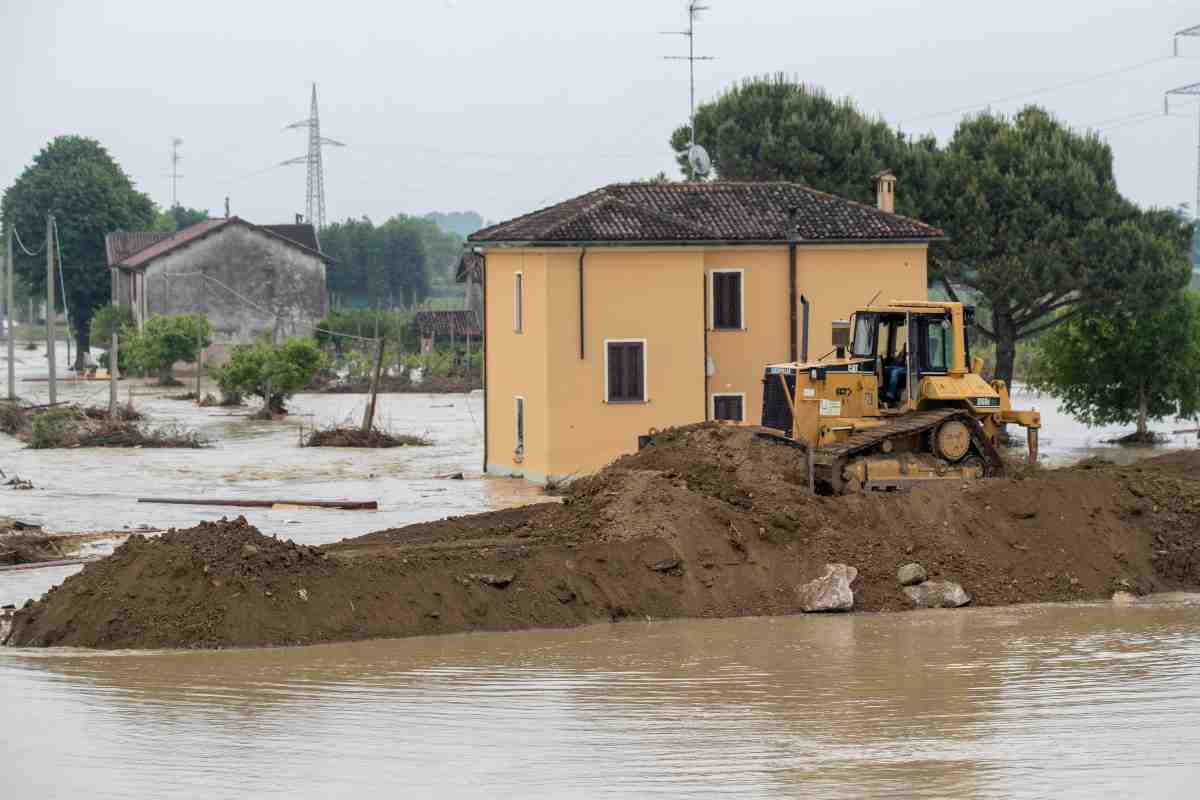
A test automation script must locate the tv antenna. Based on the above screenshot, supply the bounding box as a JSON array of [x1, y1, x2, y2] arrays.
[[662, 1, 715, 177], [281, 83, 345, 230], [169, 136, 183, 208]]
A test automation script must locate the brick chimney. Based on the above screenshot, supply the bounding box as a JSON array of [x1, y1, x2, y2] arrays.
[[873, 169, 896, 213]]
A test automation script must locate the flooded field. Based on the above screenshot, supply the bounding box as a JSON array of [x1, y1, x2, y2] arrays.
[[2, 595, 1198, 798]]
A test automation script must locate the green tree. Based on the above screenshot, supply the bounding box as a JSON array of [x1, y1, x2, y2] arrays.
[[423, 210, 484, 238], [2, 136, 156, 369], [673, 76, 1192, 385], [126, 314, 211, 384], [89, 305, 133, 348], [151, 205, 209, 232], [215, 338, 323, 414], [1029, 290, 1200, 440], [320, 215, 431, 308], [669, 74, 940, 219], [927, 109, 1193, 385]]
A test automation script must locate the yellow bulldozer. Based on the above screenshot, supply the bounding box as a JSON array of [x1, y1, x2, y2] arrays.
[[760, 300, 1040, 493]]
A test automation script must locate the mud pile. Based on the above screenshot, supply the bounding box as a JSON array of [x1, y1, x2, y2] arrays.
[[8, 424, 1200, 649]]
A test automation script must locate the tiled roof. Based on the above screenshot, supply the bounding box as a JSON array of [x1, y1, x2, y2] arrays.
[[104, 230, 171, 266], [468, 182, 944, 244], [263, 224, 320, 252], [106, 218, 327, 269], [414, 310, 482, 338]]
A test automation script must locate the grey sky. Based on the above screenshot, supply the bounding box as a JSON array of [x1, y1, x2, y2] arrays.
[[3, 0, 1198, 228]]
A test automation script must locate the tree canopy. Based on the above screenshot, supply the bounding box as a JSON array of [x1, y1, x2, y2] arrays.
[[1029, 291, 1200, 439], [671, 76, 1193, 385], [152, 205, 209, 232], [2, 136, 156, 367], [423, 210, 484, 238], [320, 215, 437, 307]]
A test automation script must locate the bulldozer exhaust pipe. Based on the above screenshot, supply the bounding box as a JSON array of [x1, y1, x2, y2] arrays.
[[800, 294, 809, 362]]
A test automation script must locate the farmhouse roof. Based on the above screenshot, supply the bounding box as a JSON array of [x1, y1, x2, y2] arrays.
[[414, 310, 482, 338], [104, 218, 329, 269], [468, 182, 944, 245]]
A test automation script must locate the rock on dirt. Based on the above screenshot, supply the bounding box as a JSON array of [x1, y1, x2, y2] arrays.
[[903, 580, 972, 609], [8, 423, 1200, 649], [897, 563, 928, 586], [797, 563, 857, 612]]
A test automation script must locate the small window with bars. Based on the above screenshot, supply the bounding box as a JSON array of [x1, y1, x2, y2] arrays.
[[711, 270, 743, 330], [515, 396, 525, 456], [513, 272, 523, 332], [713, 393, 744, 422], [605, 340, 646, 403]]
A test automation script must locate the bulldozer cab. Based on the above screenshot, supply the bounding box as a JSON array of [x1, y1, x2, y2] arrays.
[[849, 306, 974, 411]]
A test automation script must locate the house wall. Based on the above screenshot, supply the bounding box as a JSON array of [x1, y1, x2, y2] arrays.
[[142, 225, 328, 362], [483, 243, 927, 483]]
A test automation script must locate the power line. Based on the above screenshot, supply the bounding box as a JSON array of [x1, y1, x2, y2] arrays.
[[11, 227, 45, 257], [1165, 80, 1200, 220], [897, 54, 1176, 127]]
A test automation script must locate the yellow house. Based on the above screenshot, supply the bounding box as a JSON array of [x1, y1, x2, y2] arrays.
[[466, 178, 943, 483]]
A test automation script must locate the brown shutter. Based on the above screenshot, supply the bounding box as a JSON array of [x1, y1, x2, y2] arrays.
[[713, 273, 741, 329], [608, 343, 622, 400], [607, 342, 645, 402]]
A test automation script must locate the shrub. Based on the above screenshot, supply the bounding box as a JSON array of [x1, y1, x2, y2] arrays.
[[214, 338, 323, 414], [90, 306, 134, 348], [126, 315, 211, 384]]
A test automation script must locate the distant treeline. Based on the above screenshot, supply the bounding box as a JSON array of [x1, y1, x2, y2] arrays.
[[320, 214, 471, 309]]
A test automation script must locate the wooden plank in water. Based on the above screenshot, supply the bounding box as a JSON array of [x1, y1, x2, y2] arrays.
[[137, 497, 378, 511]]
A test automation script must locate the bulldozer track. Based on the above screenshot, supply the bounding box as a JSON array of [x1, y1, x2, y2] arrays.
[[811, 407, 1005, 482], [810, 408, 963, 464]]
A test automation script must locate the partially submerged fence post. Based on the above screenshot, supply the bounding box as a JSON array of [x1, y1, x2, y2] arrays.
[[195, 324, 203, 404], [108, 333, 119, 419], [361, 336, 385, 433]]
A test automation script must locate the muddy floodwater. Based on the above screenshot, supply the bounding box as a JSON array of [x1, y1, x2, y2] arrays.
[[2, 596, 1198, 798], [4, 344, 1200, 796]]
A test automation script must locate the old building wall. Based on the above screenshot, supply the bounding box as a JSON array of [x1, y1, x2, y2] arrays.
[[142, 225, 327, 361]]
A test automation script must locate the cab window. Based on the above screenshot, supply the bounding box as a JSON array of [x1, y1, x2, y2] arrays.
[[851, 313, 877, 357], [924, 317, 951, 372]]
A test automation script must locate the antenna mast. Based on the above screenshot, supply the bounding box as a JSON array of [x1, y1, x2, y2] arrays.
[[169, 136, 183, 208], [662, 1, 715, 149], [282, 83, 345, 230]]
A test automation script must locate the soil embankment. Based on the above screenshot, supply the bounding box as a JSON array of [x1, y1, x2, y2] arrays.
[[7, 424, 1200, 649]]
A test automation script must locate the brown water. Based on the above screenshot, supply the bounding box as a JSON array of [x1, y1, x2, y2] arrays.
[[2, 596, 1198, 798]]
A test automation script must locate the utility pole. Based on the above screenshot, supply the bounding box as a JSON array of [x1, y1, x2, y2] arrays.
[[170, 137, 184, 209], [45, 214, 56, 404], [1166, 81, 1200, 220], [661, 1, 716, 150], [6, 226, 14, 400]]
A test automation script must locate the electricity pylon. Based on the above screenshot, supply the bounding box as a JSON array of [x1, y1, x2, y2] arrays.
[[282, 84, 344, 230]]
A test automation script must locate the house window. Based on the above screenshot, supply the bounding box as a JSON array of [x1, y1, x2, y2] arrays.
[[605, 340, 646, 403], [713, 393, 745, 422], [515, 396, 525, 458], [711, 269, 744, 330], [513, 272, 523, 332]]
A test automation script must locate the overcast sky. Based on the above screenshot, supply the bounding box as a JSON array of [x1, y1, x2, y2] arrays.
[[3, 0, 1199, 228]]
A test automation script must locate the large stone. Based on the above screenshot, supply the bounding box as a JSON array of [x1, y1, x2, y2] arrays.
[[903, 580, 971, 609], [896, 562, 927, 586], [797, 563, 857, 612]]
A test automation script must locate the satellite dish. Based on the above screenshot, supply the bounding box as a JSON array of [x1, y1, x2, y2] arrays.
[[688, 144, 712, 178]]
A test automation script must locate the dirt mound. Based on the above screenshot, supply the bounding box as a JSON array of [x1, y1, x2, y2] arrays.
[[8, 425, 1200, 649]]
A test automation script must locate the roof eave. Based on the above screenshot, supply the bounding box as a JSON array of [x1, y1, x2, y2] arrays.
[[469, 236, 945, 248]]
